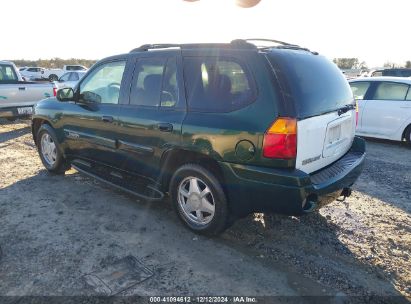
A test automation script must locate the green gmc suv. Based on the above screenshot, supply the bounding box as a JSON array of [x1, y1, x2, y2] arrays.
[[32, 39, 366, 235]]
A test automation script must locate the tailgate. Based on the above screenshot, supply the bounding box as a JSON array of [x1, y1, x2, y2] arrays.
[[296, 109, 356, 174]]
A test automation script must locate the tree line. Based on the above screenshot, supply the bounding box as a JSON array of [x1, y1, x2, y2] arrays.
[[333, 58, 411, 69], [10, 58, 99, 69]]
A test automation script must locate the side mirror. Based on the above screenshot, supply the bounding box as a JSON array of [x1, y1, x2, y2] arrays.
[[58, 79, 65, 83], [56, 88, 74, 102]]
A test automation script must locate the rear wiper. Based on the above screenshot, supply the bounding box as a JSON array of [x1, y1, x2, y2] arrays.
[[337, 104, 355, 116]]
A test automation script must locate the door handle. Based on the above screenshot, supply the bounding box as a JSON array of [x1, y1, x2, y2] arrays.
[[102, 116, 114, 123], [157, 123, 173, 132], [18, 87, 26, 91]]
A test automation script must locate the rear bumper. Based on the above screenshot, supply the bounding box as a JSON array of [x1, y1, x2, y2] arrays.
[[0, 106, 33, 119], [220, 136, 366, 216]]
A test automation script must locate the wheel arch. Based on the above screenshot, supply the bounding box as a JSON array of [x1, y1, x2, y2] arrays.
[[32, 118, 52, 144], [159, 149, 226, 195], [401, 122, 411, 141]]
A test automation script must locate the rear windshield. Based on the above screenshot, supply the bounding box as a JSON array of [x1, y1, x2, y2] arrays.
[[0, 64, 18, 82], [267, 51, 353, 118]]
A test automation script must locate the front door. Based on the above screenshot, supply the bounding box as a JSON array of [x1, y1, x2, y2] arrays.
[[116, 54, 186, 181], [61, 59, 129, 168]]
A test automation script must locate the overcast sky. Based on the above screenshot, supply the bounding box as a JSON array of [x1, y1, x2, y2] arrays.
[[2, 0, 410, 68]]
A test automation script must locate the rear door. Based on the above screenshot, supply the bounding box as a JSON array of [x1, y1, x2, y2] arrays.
[[361, 81, 410, 138], [116, 53, 186, 180]]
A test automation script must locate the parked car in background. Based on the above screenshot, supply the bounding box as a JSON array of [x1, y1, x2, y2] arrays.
[[20, 65, 88, 82], [32, 39, 365, 235], [0, 61, 56, 120], [55, 71, 87, 89], [349, 77, 411, 144], [44, 65, 88, 81], [20, 67, 47, 81], [370, 68, 411, 77]]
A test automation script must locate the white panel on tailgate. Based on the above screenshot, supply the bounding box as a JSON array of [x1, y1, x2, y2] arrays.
[[296, 110, 356, 174]]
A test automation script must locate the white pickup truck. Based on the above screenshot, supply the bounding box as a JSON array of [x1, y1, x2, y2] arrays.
[[0, 61, 56, 120]]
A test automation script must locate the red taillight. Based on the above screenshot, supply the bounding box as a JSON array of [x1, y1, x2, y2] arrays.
[[263, 117, 297, 159], [53, 87, 57, 97], [355, 101, 359, 127]]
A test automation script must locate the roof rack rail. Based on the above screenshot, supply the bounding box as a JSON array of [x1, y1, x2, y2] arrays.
[[243, 38, 296, 46], [241, 38, 318, 54], [129, 39, 317, 54], [130, 44, 181, 52]]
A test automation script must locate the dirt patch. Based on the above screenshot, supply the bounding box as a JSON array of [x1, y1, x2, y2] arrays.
[[0, 119, 410, 301]]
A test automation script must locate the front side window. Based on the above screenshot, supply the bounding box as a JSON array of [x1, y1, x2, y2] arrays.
[[60, 73, 70, 82], [183, 56, 256, 112], [79, 60, 126, 104], [372, 71, 383, 77], [373, 82, 409, 100], [349, 82, 371, 100], [69, 72, 79, 81]]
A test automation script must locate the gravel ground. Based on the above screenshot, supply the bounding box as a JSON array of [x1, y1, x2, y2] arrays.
[[0, 119, 410, 302]]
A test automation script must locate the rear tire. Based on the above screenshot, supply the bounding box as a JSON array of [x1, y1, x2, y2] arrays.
[[169, 164, 229, 235], [36, 124, 69, 174]]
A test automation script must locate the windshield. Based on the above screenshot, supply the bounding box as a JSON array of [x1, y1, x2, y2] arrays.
[[267, 50, 353, 118]]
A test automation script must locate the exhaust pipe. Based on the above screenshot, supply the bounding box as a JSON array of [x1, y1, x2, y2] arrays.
[[337, 187, 352, 202], [302, 194, 318, 213]]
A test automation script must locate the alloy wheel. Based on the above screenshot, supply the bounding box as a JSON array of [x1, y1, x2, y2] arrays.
[[177, 176, 216, 225]]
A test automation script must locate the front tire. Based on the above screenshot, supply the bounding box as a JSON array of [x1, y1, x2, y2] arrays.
[[49, 74, 58, 82], [169, 164, 229, 235], [36, 124, 68, 174], [404, 125, 411, 146]]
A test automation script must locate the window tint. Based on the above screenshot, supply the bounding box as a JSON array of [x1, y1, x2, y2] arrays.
[[69, 72, 79, 81], [349, 82, 370, 100], [0, 65, 18, 81], [130, 58, 166, 107], [372, 71, 383, 77], [268, 52, 353, 118], [373, 82, 409, 100], [407, 89, 411, 101], [401, 70, 411, 77], [183, 57, 255, 112], [79, 60, 126, 104], [160, 58, 179, 107]]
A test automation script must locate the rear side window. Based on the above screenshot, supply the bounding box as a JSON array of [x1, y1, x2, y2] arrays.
[[183, 57, 256, 112], [373, 82, 409, 100], [349, 82, 371, 100], [0, 64, 18, 81], [130, 58, 166, 107], [267, 52, 353, 118], [401, 70, 411, 77]]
